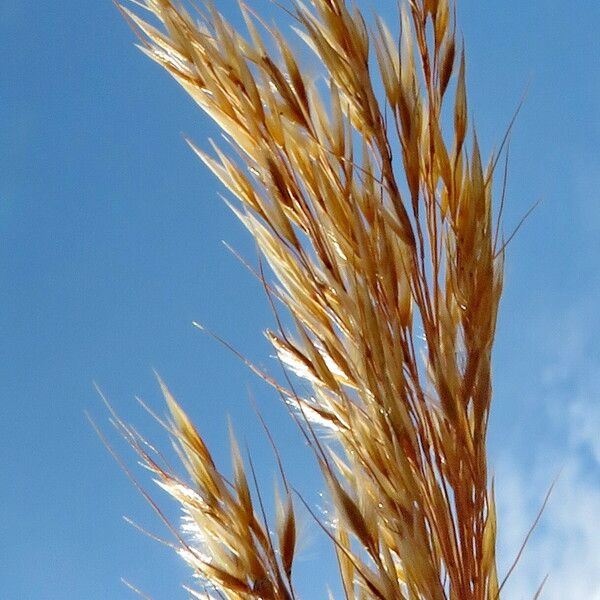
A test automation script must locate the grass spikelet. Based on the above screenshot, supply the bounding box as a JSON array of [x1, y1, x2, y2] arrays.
[[116, 0, 511, 598]]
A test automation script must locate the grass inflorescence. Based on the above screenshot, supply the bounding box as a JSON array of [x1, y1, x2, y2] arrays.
[[115, 1, 511, 598]]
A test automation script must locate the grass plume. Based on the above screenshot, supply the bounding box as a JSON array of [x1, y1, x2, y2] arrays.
[[115, 1, 510, 598]]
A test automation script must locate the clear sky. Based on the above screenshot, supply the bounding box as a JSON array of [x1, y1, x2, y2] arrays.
[[1, 1, 599, 598]]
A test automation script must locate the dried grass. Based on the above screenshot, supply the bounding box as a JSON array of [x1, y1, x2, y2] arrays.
[[115, 1, 510, 598]]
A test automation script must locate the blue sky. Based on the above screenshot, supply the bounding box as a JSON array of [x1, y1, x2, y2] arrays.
[[1, 1, 599, 598]]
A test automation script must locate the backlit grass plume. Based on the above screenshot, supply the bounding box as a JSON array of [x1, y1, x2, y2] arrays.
[[117, 1, 509, 598]]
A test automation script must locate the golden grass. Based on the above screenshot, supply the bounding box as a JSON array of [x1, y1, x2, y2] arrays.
[[116, 1, 510, 598]]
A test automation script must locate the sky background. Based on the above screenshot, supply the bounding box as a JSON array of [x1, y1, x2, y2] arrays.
[[1, 1, 600, 598]]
